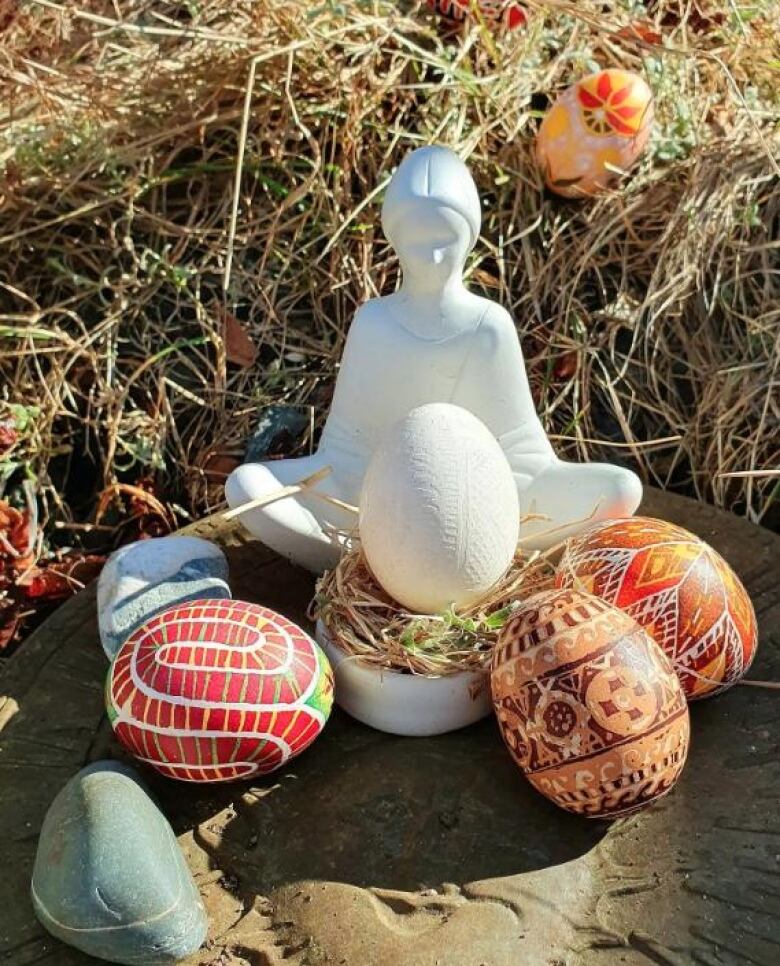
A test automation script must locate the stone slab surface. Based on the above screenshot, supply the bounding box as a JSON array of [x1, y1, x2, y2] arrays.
[[1, 489, 778, 965]]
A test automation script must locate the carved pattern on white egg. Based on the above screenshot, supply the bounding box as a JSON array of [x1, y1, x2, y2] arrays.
[[358, 403, 520, 614]]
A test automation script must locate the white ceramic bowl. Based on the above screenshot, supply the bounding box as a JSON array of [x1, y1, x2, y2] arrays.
[[315, 619, 492, 737]]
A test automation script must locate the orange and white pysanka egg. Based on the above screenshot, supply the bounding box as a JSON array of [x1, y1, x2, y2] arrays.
[[491, 588, 689, 819], [106, 599, 334, 782], [427, 0, 527, 30], [536, 69, 653, 197], [556, 517, 758, 699]]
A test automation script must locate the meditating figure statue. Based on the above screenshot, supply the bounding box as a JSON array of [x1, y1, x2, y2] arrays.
[[226, 145, 641, 572]]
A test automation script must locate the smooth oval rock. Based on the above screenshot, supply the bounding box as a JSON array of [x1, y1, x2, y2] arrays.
[[98, 535, 231, 660], [31, 761, 207, 965]]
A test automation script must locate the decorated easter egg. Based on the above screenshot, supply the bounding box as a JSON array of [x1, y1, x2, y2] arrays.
[[492, 588, 689, 818], [427, 0, 527, 30], [536, 69, 653, 198], [359, 403, 520, 614], [556, 517, 758, 699], [106, 599, 333, 782]]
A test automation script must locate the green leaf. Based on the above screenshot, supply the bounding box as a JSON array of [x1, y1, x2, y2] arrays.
[[7, 404, 40, 433], [483, 606, 515, 630]]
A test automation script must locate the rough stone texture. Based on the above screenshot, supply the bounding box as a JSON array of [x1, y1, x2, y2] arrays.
[[1, 488, 778, 966], [97, 536, 231, 661], [31, 762, 207, 965], [244, 405, 308, 464]]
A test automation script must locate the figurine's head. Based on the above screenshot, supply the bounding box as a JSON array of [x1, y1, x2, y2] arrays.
[[382, 146, 481, 290]]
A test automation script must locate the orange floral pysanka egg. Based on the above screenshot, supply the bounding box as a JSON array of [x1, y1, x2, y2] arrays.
[[491, 588, 689, 818], [556, 518, 758, 700], [427, 0, 527, 30], [536, 69, 653, 198]]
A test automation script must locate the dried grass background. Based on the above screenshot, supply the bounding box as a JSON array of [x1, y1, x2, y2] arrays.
[[1, 0, 779, 565]]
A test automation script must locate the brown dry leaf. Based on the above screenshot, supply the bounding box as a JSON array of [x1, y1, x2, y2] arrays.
[[615, 21, 664, 45], [554, 351, 578, 381], [202, 452, 240, 483], [0, 0, 19, 34], [0, 501, 35, 573], [220, 308, 257, 368], [18, 553, 105, 601]]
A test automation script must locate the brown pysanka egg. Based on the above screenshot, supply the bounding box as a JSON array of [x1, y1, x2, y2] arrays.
[[556, 517, 758, 699], [536, 68, 653, 197], [491, 589, 689, 818]]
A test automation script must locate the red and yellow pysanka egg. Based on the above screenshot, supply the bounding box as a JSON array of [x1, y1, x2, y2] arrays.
[[536, 69, 653, 197], [556, 518, 758, 699], [106, 599, 334, 782], [492, 588, 689, 818], [427, 0, 527, 30]]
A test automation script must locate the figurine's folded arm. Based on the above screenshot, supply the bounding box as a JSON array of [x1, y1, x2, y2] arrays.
[[316, 302, 379, 496], [454, 304, 556, 482], [224, 310, 380, 569], [453, 302, 641, 546]]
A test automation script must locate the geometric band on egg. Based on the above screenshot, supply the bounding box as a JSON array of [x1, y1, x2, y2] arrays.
[[492, 589, 690, 819]]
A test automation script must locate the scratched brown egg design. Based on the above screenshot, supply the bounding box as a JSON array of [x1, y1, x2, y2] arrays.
[[491, 588, 690, 818]]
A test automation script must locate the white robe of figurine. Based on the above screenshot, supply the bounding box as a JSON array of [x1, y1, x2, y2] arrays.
[[226, 146, 642, 572]]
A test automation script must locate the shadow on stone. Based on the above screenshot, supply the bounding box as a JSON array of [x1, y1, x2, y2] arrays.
[[151, 708, 607, 894]]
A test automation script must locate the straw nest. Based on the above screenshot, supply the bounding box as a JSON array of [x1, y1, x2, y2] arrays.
[[313, 545, 556, 676]]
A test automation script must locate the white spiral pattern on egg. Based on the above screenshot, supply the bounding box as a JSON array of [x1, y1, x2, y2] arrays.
[[106, 599, 333, 782]]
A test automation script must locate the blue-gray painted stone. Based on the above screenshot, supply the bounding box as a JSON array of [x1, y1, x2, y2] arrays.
[[244, 404, 308, 463], [98, 535, 230, 660], [31, 761, 207, 965]]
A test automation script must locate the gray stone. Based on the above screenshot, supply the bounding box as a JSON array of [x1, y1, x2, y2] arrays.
[[244, 404, 308, 463], [31, 761, 207, 965], [97, 535, 230, 660]]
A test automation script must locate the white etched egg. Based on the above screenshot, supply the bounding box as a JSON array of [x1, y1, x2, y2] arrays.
[[358, 403, 520, 614]]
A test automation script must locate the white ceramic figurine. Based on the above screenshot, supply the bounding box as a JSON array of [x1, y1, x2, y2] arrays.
[[226, 145, 641, 571]]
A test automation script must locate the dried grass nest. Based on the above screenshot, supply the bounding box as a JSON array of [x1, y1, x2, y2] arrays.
[[312, 546, 556, 677]]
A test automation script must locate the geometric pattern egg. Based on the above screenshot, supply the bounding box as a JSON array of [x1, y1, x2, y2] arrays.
[[536, 69, 653, 198], [556, 517, 758, 700], [106, 599, 334, 782], [426, 0, 527, 30], [491, 589, 690, 818]]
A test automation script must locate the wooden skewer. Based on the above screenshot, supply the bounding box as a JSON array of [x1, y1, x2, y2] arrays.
[[219, 465, 358, 521], [220, 465, 332, 520], [516, 502, 600, 546], [317, 493, 359, 515]]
